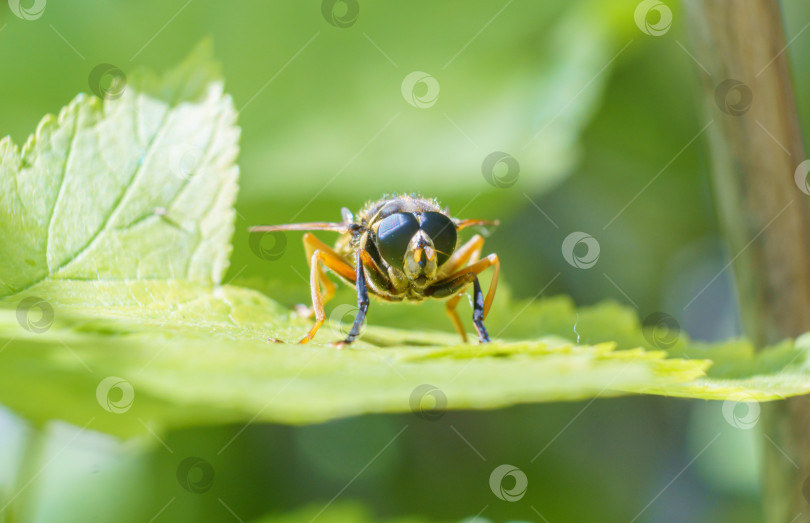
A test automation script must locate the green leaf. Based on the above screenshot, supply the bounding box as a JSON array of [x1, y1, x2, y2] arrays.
[[3, 276, 809, 438], [0, 281, 710, 437], [0, 41, 238, 296]]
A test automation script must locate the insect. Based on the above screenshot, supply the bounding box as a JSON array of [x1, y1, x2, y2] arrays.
[[249, 194, 500, 348]]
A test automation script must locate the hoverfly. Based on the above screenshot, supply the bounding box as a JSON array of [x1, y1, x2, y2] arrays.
[[250, 194, 500, 348]]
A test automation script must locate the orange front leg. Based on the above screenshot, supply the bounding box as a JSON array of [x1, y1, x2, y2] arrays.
[[298, 249, 356, 344], [445, 291, 469, 343], [437, 234, 485, 280], [298, 233, 349, 318], [430, 253, 500, 343], [438, 253, 500, 319], [437, 234, 488, 342]]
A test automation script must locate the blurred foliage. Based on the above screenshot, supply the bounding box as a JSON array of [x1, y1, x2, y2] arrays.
[[2, 0, 810, 521]]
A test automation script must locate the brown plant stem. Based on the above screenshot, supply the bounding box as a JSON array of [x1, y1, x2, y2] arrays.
[[682, 0, 810, 520]]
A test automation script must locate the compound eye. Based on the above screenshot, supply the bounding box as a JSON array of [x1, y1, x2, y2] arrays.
[[376, 212, 420, 269], [418, 212, 457, 265]]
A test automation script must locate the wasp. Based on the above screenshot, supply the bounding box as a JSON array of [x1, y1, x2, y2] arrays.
[[249, 194, 500, 347]]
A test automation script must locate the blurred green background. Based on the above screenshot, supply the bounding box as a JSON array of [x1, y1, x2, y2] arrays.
[[2, 0, 810, 521]]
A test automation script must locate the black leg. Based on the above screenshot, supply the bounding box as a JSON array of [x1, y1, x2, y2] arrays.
[[339, 250, 370, 346], [472, 276, 490, 343]]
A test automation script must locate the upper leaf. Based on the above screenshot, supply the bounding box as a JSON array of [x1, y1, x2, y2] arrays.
[[0, 42, 239, 296]]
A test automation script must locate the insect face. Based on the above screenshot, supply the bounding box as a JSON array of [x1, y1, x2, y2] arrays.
[[403, 230, 437, 288], [375, 211, 457, 288]]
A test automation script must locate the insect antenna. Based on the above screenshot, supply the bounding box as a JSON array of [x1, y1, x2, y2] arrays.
[[248, 222, 350, 233]]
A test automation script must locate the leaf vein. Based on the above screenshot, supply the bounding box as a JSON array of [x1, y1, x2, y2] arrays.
[[44, 110, 80, 266]]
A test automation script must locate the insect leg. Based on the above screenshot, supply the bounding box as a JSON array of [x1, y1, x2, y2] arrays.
[[436, 254, 500, 319], [437, 234, 484, 279], [298, 249, 355, 344], [445, 291, 468, 343], [433, 254, 500, 344], [299, 233, 340, 317], [426, 272, 476, 342], [472, 276, 490, 342], [433, 234, 489, 342], [334, 250, 370, 348], [357, 250, 394, 295]]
